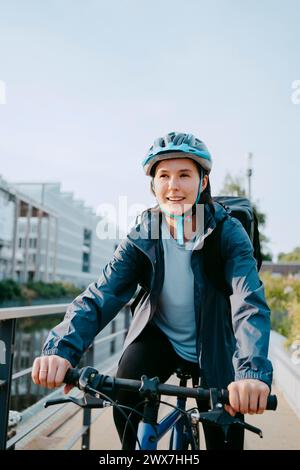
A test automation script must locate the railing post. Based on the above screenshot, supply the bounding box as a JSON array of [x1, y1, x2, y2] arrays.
[[0, 318, 16, 450], [81, 342, 94, 450]]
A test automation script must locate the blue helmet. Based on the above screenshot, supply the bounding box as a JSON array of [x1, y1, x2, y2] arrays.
[[142, 131, 212, 176]]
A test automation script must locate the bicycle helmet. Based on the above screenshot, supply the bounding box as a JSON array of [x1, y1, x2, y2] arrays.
[[142, 132, 212, 176]]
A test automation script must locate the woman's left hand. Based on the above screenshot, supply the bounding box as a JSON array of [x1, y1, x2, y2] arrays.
[[225, 379, 270, 416]]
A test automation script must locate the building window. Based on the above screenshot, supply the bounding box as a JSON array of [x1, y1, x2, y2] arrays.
[[82, 252, 90, 273], [28, 254, 36, 265], [82, 228, 92, 272], [29, 238, 37, 248], [83, 228, 92, 247]]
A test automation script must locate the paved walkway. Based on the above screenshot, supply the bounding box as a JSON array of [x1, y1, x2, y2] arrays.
[[244, 384, 300, 450]]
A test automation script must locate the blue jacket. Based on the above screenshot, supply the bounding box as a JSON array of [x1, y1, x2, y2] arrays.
[[42, 202, 273, 389]]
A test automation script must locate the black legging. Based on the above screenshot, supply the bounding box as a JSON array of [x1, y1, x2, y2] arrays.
[[113, 322, 244, 450]]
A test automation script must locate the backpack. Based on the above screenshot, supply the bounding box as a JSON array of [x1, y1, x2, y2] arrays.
[[202, 196, 262, 296]]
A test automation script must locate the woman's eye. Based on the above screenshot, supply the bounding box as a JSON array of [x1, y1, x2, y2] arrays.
[[159, 174, 189, 179]]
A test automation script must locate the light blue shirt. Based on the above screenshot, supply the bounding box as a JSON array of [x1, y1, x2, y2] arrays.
[[153, 216, 199, 363]]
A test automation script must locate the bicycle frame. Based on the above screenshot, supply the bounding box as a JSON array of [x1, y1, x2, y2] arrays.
[[136, 394, 196, 450]]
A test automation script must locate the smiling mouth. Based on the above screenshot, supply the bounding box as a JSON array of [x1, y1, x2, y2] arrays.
[[166, 197, 185, 202]]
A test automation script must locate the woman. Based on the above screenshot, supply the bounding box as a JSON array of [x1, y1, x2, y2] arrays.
[[32, 132, 273, 450]]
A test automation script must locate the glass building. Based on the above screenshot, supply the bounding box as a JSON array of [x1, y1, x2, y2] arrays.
[[0, 175, 56, 282], [1, 178, 117, 287]]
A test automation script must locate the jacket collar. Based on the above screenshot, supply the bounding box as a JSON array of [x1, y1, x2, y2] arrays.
[[128, 202, 228, 261]]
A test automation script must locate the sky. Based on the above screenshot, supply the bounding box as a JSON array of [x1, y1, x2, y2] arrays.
[[0, 0, 300, 260]]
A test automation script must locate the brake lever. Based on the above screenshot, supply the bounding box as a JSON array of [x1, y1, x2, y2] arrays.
[[233, 418, 263, 438], [200, 388, 264, 441], [199, 408, 263, 441], [44, 393, 111, 409]]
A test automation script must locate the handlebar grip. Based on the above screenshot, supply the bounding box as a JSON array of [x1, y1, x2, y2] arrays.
[[267, 394, 277, 410], [64, 368, 81, 386], [221, 390, 277, 410]]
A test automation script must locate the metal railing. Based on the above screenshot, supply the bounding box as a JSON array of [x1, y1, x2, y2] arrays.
[[0, 302, 131, 450]]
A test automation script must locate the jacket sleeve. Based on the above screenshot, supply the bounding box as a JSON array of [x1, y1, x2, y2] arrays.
[[42, 238, 139, 366], [222, 217, 273, 389]]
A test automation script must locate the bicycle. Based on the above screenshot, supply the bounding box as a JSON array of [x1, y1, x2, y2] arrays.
[[44, 365, 277, 450]]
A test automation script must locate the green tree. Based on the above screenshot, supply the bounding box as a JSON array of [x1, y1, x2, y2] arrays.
[[219, 173, 272, 261], [219, 173, 246, 197], [278, 247, 300, 262]]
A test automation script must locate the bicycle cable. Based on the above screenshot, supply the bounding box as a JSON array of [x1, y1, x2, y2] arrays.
[[159, 399, 192, 418], [120, 398, 198, 448], [120, 399, 158, 450], [84, 385, 143, 450]]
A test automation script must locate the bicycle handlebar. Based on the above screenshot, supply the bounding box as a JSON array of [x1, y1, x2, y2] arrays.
[[64, 367, 277, 411]]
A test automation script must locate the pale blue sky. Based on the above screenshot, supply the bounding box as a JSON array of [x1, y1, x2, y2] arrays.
[[0, 0, 299, 259]]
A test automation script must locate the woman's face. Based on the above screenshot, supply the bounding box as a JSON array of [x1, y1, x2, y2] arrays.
[[153, 158, 208, 216]]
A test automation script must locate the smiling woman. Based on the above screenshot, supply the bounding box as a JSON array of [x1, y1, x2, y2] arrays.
[[32, 131, 273, 451]]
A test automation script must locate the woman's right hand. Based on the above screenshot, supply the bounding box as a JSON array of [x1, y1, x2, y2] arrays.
[[31, 355, 73, 394]]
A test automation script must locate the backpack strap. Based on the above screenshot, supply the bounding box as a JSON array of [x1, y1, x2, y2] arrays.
[[252, 211, 262, 270], [202, 212, 231, 297]]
